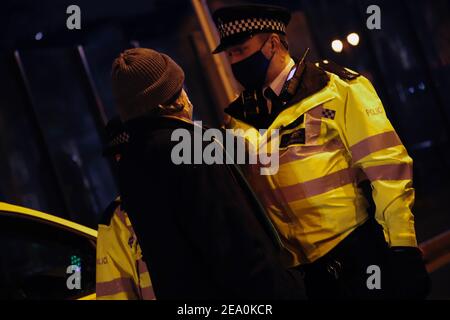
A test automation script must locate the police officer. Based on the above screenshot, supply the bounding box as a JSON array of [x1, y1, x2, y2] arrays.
[[212, 4, 430, 299], [96, 117, 155, 300]]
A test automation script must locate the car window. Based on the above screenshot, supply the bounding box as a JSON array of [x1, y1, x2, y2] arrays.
[[0, 212, 96, 300]]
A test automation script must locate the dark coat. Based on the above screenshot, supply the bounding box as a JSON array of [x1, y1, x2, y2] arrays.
[[118, 115, 304, 300]]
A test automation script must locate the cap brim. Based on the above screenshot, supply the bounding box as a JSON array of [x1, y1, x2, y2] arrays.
[[211, 33, 255, 54], [212, 43, 227, 54]]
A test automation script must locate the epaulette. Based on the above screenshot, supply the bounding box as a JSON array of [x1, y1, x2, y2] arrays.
[[316, 60, 360, 81]]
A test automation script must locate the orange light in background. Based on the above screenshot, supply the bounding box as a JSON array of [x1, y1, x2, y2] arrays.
[[347, 33, 360, 46], [331, 40, 343, 53]]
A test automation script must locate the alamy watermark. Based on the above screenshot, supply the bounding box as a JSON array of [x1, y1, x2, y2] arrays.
[[367, 5, 381, 30], [66, 264, 81, 290], [66, 5, 81, 30], [366, 264, 381, 290], [170, 121, 280, 175], [65, 5, 381, 32]]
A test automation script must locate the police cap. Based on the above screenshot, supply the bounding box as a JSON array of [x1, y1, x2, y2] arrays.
[[212, 4, 291, 54]]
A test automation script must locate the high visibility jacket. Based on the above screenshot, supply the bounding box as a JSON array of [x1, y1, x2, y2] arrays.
[[225, 61, 417, 266], [96, 198, 155, 299]]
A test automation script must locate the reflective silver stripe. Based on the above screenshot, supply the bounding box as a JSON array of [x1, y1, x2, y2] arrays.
[[277, 168, 355, 203], [96, 277, 138, 298], [350, 131, 402, 163], [363, 163, 413, 181]]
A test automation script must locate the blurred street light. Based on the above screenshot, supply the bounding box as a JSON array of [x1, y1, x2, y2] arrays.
[[347, 32, 360, 46], [331, 39, 343, 53]]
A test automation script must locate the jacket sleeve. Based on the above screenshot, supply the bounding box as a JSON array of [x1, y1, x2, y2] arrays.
[[96, 204, 140, 300], [342, 75, 417, 248]]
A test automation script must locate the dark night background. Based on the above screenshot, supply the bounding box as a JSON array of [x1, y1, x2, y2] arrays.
[[0, 0, 449, 298]]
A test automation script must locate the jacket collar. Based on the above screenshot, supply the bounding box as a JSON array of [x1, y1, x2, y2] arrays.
[[265, 58, 296, 97], [225, 60, 330, 129], [284, 61, 330, 107]]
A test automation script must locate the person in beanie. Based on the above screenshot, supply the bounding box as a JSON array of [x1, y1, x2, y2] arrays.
[[211, 4, 430, 299], [96, 117, 155, 300], [111, 48, 305, 300]]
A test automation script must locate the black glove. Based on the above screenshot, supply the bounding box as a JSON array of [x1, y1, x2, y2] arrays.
[[388, 246, 431, 299]]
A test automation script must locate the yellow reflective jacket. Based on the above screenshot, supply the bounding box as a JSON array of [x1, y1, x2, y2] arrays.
[[226, 61, 417, 266], [96, 198, 155, 299]]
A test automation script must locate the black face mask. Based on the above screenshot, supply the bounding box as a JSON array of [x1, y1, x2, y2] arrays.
[[231, 39, 273, 90]]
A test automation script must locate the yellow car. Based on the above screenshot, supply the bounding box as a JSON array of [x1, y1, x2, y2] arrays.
[[0, 202, 97, 300]]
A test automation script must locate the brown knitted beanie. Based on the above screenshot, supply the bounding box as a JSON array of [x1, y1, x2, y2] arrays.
[[111, 48, 185, 121]]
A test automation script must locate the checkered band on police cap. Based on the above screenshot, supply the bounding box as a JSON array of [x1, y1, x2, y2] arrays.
[[212, 5, 291, 53], [109, 131, 130, 148], [217, 17, 286, 38], [103, 116, 130, 156]]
